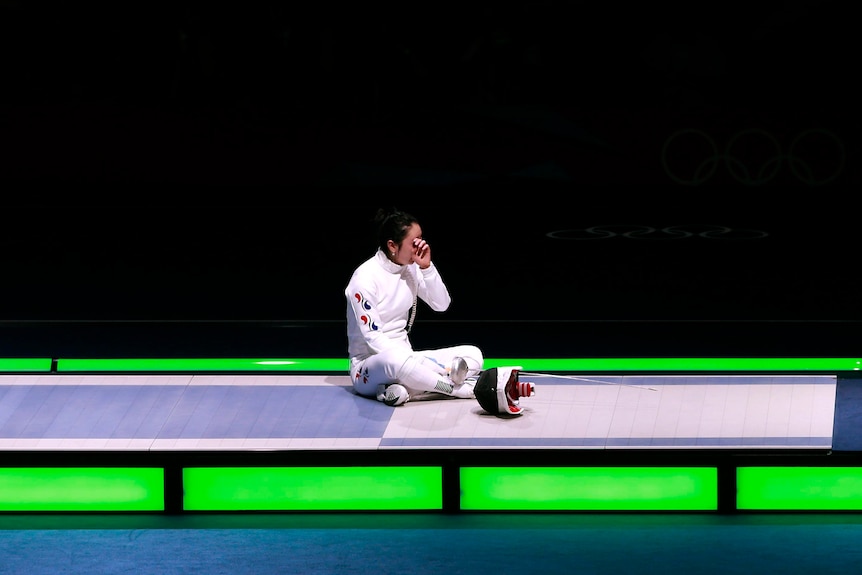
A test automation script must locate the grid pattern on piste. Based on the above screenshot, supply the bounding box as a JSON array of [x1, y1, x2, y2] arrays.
[[380, 375, 836, 449], [0, 374, 837, 451]]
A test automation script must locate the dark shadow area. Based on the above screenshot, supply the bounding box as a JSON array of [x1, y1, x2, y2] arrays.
[[0, 1, 858, 357], [0, 202, 859, 358], [0, 1, 856, 188]]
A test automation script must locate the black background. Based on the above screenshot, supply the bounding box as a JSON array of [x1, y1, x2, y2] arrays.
[[0, 1, 858, 359]]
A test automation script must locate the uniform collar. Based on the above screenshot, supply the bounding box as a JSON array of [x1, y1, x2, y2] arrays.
[[376, 249, 406, 274]]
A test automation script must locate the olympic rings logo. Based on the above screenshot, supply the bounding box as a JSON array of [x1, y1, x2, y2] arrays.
[[661, 128, 845, 186], [546, 225, 769, 240]]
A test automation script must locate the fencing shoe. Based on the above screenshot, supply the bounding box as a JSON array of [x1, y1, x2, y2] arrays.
[[376, 383, 410, 406]]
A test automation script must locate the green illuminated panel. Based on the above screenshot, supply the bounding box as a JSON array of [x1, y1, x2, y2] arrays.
[[0, 468, 164, 511], [0, 358, 53, 372], [54, 357, 861, 373], [56, 358, 348, 372], [738, 467, 862, 510], [486, 358, 862, 372], [183, 467, 443, 511], [460, 467, 718, 511]]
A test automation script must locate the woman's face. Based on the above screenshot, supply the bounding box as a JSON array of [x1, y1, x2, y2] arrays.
[[389, 223, 422, 265]]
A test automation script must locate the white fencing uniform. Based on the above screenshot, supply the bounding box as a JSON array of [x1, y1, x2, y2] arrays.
[[345, 249, 483, 402]]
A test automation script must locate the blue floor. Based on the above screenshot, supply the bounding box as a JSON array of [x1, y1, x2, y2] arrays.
[[4, 513, 862, 575]]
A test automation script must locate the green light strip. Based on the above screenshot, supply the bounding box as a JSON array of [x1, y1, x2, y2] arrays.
[[0, 468, 164, 511], [737, 467, 862, 510], [183, 467, 443, 511], [12, 466, 862, 513], [54, 357, 862, 372], [487, 358, 862, 372], [56, 358, 349, 372], [0, 358, 53, 372], [460, 467, 718, 511]]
